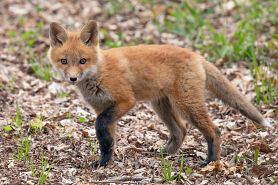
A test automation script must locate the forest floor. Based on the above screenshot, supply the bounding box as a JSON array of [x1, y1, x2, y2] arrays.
[[0, 0, 277, 184]]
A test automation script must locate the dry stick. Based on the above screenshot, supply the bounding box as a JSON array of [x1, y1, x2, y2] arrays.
[[100, 175, 149, 182]]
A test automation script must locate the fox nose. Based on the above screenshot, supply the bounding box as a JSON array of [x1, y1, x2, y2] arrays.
[[70, 77, 77, 82]]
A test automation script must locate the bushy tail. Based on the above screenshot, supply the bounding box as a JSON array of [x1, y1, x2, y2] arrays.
[[202, 60, 272, 127]]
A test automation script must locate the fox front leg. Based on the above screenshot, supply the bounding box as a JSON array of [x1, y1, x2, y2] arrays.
[[93, 100, 135, 168], [93, 106, 116, 168]]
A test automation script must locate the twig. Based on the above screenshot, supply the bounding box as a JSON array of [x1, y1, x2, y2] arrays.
[[105, 175, 147, 182]]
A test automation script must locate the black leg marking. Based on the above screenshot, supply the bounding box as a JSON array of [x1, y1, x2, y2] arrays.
[[206, 137, 215, 163], [202, 133, 220, 166], [199, 137, 215, 167], [94, 106, 115, 168]]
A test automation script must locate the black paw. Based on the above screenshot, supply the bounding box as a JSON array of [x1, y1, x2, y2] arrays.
[[92, 159, 107, 169], [92, 153, 112, 169], [200, 160, 210, 167]]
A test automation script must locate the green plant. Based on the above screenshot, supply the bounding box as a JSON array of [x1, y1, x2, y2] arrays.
[[160, 151, 174, 182], [38, 157, 53, 185], [101, 28, 123, 48], [30, 59, 51, 81], [210, 30, 230, 60], [273, 177, 278, 184], [185, 166, 193, 176], [28, 160, 36, 177], [7, 30, 17, 38], [16, 18, 44, 48], [57, 92, 69, 98], [3, 125, 13, 132], [160, 151, 192, 182], [18, 16, 25, 26], [198, 25, 231, 61], [17, 136, 31, 161], [30, 117, 44, 133], [105, 39, 122, 48], [78, 117, 87, 123], [249, 47, 277, 104], [160, 1, 259, 63], [36, 6, 43, 13], [37, 21, 44, 29], [6, 17, 51, 82], [253, 147, 260, 164], [232, 20, 256, 61], [20, 30, 39, 48], [163, 1, 206, 41], [199, 19, 256, 63], [87, 138, 97, 155], [176, 155, 185, 181], [14, 103, 22, 128]]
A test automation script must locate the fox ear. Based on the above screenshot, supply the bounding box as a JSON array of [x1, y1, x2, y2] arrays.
[[49, 22, 67, 47], [80, 20, 99, 46]]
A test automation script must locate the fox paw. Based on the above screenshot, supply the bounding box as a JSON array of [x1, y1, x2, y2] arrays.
[[92, 153, 112, 169], [200, 160, 210, 167], [92, 159, 108, 169]]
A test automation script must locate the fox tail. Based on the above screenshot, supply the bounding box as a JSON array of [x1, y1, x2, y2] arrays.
[[202, 60, 272, 127]]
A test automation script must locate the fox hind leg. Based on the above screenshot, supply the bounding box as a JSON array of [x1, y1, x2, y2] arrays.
[[151, 97, 186, 154], [188, 105, 221, 165], [171, 86, 221, 165]]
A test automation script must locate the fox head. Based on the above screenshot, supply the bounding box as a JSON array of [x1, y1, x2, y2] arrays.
[[48, 20, 101, 84]]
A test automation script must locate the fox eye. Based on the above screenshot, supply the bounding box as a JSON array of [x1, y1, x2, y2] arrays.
[[61, 59, 67, 64], [80, 58, 86, 64]]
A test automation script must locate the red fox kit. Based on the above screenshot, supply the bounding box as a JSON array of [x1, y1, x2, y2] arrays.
[[48, 20, 271, 168]]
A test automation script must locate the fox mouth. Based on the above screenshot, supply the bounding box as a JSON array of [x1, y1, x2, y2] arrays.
[[60, 68, 95, 85], [69, 81, 77, 85]]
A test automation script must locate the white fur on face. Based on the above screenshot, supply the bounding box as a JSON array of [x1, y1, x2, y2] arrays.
[[53, 64, 98, 85]]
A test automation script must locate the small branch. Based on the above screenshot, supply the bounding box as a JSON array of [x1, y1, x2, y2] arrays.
[[90, 176, 149, 184]]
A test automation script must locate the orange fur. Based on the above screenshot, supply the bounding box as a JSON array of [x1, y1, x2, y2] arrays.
[[48, 21, 271, 167]]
